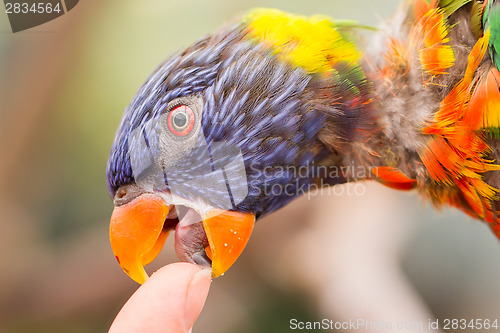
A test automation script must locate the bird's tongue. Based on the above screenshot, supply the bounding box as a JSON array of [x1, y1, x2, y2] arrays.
[[174, 208, 211, 267]]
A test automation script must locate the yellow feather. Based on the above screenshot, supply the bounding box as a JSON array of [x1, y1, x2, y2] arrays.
[[245, 8, 361, 74]]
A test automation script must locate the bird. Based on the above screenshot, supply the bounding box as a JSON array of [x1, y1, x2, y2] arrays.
[[106, 0, 500, 284]]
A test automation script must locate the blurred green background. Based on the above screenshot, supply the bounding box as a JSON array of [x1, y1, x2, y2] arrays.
[[1, 0, 500, 332]]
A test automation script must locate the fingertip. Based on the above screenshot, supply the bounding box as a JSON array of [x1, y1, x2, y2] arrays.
[[110, 263, 212, 333], [148, 262, 204, 283], [183, 268, 212, 331]]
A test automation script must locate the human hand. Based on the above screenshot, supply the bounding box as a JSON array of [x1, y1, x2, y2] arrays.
[[109, 263, 212, 333]]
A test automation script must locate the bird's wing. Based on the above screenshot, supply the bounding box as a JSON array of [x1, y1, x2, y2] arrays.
[[411, 0, 500, 233]]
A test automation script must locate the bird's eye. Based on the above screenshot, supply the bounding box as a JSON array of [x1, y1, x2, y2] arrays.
[[167, 105, 195, 136]]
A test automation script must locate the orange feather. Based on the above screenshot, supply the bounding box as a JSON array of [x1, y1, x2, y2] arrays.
[[420, 32, 500, 222], [371, 167, 417, 191], [469, 68, 500, 135]]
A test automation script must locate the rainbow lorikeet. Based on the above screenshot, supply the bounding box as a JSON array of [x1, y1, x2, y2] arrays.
[[107, 0, 500, 284]]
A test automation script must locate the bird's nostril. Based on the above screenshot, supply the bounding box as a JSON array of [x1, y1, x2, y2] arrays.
[[116, 188, 127, 199], [113, 184, 146, 206]]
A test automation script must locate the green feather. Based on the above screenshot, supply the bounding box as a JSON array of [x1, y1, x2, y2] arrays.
[[439, 1, 485, 40], [331, 20, 377, 31], [471, 1, 484, 38], [484, 0, 500, 70], [439, 0, 473, 15]]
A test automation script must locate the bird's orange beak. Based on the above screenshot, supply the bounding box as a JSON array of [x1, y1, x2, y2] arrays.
[[109, 194, 255, 284], [203, 209, 255, 277]]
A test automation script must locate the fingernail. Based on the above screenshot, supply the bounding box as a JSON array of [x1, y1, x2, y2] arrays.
[[183, 268, 212, 331]]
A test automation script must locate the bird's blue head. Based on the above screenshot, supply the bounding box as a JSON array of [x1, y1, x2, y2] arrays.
[[106, 9, 367, 283]]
